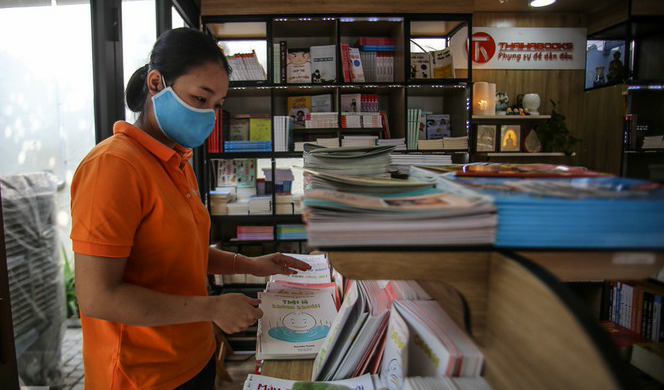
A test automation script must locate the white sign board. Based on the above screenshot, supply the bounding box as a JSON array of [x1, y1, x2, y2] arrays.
[[450, 27, 587, 70]]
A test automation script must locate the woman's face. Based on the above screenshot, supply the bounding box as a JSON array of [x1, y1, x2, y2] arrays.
[[169, 61, 229, 110]]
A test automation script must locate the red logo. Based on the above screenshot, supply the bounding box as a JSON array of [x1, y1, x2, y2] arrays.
[[470, 32, 496, 63]]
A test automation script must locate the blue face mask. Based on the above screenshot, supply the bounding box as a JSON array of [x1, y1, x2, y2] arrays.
[[152, 81, 216, 148]]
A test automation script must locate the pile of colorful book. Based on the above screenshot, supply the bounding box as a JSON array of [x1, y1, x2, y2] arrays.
[[303, 144, 394, 176], [226, 50, 266, 81], [236, 226, 273, 241], [276, 224, 307, 240]]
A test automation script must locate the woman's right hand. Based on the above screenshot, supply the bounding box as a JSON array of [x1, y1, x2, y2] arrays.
[[212, 293, 263, 334]]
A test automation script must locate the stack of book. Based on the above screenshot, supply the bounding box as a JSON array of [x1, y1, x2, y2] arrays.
[[341, 94, 379, 113], [606, 280, 664, 342], [248, 196, 272, 215], [378, 138, 406, 151], [226, 51, 266, 81], [227, 200, 249, 215], [418, 139, 443, 150], [443, 136, 469, 150], [341, 113, 362, 128], [440, 164, 664, 248], [361, 113, 383, 128], [224, 140, 272, 152], [642, 135, 664, 149], [407, 109, 422, 150], [303, 145, 394, 176], [236, 226, 274, 241], [342, 112, 383, 129], [288, 95, 334, 128], [315, 138, 341, 148], [306, 112, 339, 128], [263, 168, 294, 194], [276, 224, 307, 240], [273, 116, 293, 152], [275, 193, 301, 215], [209, 188, 235, 215], [257, 254, 339, 360], [208, 109, 229, 153], [391, 154, 452, 166], [342, 136, 378, 147]]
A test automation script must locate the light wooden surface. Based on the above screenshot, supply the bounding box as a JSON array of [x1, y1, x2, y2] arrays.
[[261, 359, 315, 381], [202, 0, 473, 15], [518, 251, 664, 282], [482, 252, 621, 390], [328, 251, 490, 342], [579, 84, 625, 175]]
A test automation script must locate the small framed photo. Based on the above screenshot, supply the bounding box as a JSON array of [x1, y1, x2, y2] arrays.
[[500, 125, 521, 152], [476, 125, 496, 152]]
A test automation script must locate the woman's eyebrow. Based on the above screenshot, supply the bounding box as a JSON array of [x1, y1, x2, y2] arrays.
[[199, 85, 216, 94]]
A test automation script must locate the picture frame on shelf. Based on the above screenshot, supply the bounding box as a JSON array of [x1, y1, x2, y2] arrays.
[[476, 125, 497, 152], [500, 125, 521, 152]]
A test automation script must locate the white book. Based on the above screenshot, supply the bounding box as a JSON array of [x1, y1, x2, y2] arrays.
[[273, 43, 281, 83], [349, 47, 365, 82], [270, 253, 332, 284], [310, 45, 337, 83], [257, 290, 338, 360], [380, 306, 409, 390]]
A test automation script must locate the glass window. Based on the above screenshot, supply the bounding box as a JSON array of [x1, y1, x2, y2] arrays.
[[122, 0, 157, 122], [585, 39, 626, 89], [172, 6, 187, 28], [0, 2, 95, 386]]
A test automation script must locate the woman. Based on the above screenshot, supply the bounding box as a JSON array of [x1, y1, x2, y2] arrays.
[[70, 28, 309, 390]]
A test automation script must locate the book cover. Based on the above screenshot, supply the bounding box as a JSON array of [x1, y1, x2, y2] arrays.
[[310, 45, 337, 83], [410, 53, 431, 79], [348, 47, 366, 82], [380, 306, 409, 390], [249, 118, 272, 141], [257, 290, 337, 359], [229, 118, 250, 141], [287, 48, 311, 83], [425, 114, 451, 140], [341, 93, 362, 113], [341, 42, 352, 83], [432, 48, 455, 79], [273, 43, 281, 84], [288, 96, 312, 128], [311, 94, 333, 113]]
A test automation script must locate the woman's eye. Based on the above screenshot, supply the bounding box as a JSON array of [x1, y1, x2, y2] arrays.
[[194, 96, 206, 103]]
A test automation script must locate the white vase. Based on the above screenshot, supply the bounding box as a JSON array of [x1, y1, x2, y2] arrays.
[[522, 93, 541, 115]]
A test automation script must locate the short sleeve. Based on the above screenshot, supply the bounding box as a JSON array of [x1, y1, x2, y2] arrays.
[[70, 153, 144, 258]]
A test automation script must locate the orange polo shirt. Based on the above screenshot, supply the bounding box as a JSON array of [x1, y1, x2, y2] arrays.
[[70, 121, 215, 390]]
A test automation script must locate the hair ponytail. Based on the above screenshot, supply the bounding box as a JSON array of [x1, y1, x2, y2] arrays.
[[125, 64, 150, 113], [124, 28, 231, 114]]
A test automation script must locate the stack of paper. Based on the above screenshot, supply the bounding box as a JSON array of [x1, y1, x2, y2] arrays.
[[316, 138, 341, 148], [243, 373, 381, 390], [378, 138, 406, 151], [402, 377, 494, 390], [342, 136, 378, 147], [306, 112, 339, 128], [227, 200, 250, 215], [248, 196, 272, 215], [443, 136, 469, 150], [451, 175, 664, 248], [303, 168, 435, 195], [418, 139, 443, 150], [312, 280, 391, 381], [257, 254, 339, 360], [642, 135, 664, 149], [407, 109, 422, 150], [303, 145, 394, 176], [302, 188, 496, 247], [391, 154, 452, 166]]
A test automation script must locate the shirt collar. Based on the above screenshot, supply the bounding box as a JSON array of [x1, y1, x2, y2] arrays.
[[113, 121, 193, 167]]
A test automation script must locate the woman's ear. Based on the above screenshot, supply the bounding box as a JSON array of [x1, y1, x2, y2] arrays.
[[146, 69, 165, 97]]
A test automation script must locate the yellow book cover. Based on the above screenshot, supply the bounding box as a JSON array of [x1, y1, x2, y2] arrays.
[[432, 48, 455, 79], [287, 95, 312, 128], [249, 118, 272, 141]]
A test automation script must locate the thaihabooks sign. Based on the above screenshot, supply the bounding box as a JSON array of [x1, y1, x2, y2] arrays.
[[450, 27, 587, 70]]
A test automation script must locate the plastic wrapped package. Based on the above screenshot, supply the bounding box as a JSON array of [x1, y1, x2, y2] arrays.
[[1, 172, 66, 388]]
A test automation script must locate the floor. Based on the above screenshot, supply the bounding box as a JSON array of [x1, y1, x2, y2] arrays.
[[60, 327, 254, 390]]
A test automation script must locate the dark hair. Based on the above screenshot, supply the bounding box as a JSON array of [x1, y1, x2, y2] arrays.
[[125, 28, 231, 113]]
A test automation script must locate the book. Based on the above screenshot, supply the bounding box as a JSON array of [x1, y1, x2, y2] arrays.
[[402, 377, 494, 390], [280, 41, 288, 83], [410, 53, 431, 79], [348, 48, 365, 83], [287, 48, 312, 83], [341, 94, 362, 113], [229, 118, 250, 141], [312, 94, 333, 113], [249, 118, 272, 141], [288, 96, 312, 128], [310, 45, 337, 83], [425, 114, 451, 140], [432, 48, 454, 79], [257, 289, 338, 360], [243, 373, 379, 390], [631, 342, 664, 383], [380, 306, 409, 390], [273, 43, 281, 84]]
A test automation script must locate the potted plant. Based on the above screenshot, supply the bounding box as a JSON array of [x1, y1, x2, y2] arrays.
[[535, 100, 580, 155]]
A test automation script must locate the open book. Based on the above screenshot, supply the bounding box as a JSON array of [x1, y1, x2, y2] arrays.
[[243, 373, 380, 390]]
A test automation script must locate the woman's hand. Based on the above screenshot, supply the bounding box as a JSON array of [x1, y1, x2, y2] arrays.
[[212, 293, 263, 334], [240, 253, 312, 277]]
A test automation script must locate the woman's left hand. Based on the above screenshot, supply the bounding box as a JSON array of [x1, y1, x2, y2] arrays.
[[244, 253, 312, 277]]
